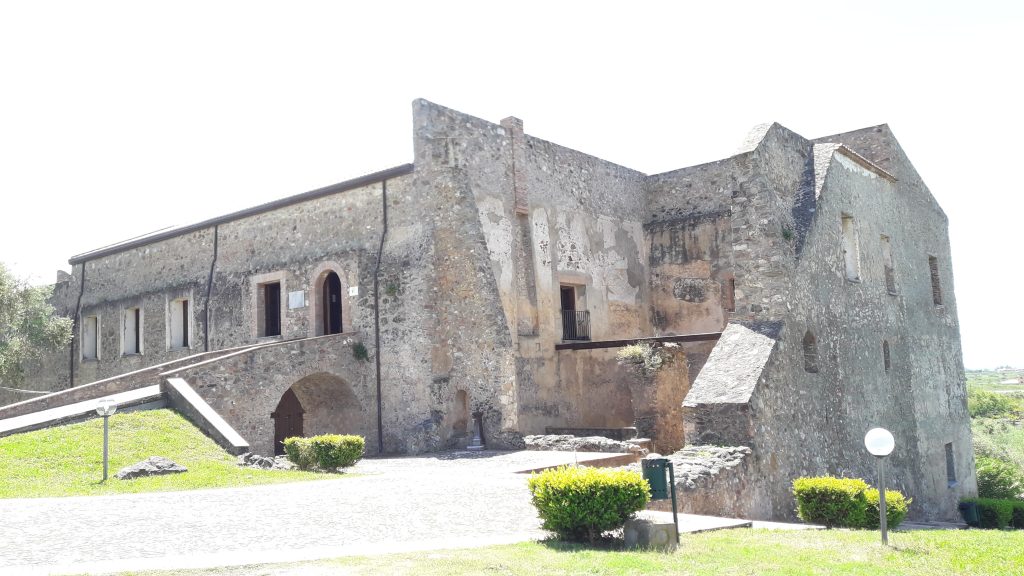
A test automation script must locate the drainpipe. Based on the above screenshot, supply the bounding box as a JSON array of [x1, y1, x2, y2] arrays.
[[203, 225, 219, 352], [68, 263, 86, 388], [373, 179, 389, 454]]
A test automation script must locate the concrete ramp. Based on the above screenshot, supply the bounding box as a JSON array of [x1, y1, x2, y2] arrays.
[[0, 385, 164, 437]]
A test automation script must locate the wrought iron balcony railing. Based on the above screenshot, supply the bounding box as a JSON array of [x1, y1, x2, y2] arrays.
[[561, 309, 591, 341]]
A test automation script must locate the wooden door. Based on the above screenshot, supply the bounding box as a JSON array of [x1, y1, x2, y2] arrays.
[[272, 388, 304, 455]]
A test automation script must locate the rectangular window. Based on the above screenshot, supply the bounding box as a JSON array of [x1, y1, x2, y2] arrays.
[[259, 282, 282, 337], [842, 215, 860, 281], [945, 442, 957, 487], [82, 315, 99, 360], [123, 307, 142, 355], [929, 256, 943, 305], [881, 235, 896, 294], [169, 299, 190, 349], [722, 277, 736, 312]]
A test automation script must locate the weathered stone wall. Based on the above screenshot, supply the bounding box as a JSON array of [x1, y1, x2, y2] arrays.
[[681, 126, 975, 522]]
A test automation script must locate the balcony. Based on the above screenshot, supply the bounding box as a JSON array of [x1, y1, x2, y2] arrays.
[[561, 310, 591, 341]]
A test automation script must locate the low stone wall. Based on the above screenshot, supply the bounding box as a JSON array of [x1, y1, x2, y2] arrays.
[[629, 445, 770, 519]]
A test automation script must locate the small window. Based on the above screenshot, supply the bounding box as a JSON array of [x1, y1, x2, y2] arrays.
[[802, 331, 819, 373], [122, 307, 142, 355], [842, 215, 860, 281], [82, 315, 99, 360], [722, 276, 736, 312], [258, 282, 282, 337], [170, 298, 190, 349], [881, 235, 896, 294], [882, 340, 891, 372], [945, 442, 957, 487], [929, 256, 943, 306]]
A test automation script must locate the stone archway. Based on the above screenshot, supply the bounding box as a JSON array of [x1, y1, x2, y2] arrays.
[[271, 388, 304, 455], [309, 262, 351, 336], [285, 372, 367, 440], [321, 271, 343, 335]]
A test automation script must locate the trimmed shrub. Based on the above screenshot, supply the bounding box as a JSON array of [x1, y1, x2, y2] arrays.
[[283, 437, 314, 470], [792, 476, 870, 528], [283, 434, 365, 471], [1011, 501, 1024, 530], [976, 455, 1024, 500], [528, 466, 650, 542], [962, 498, 1014, 529], [310, 434, 365, 469], [861, 488, 911, 529]]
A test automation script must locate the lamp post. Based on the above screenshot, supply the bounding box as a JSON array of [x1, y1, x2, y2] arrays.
[[96, 399, 117, 481], [864, 427, 895, 545]]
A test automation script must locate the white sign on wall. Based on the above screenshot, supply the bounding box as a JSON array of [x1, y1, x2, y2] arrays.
[[288, 290, 306, 309], [348, 286, 359, 296]]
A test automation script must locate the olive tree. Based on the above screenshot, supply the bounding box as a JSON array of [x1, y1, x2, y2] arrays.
[[0, 263, 72, 387]]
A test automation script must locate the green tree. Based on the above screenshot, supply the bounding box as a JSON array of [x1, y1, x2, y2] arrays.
[[0, 263, 73, 386]]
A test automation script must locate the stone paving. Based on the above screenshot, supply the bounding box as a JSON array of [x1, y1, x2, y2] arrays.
[[0, 450, 614, 574]]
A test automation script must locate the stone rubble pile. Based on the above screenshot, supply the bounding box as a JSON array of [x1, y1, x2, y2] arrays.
[[236, 452, 296, 471], [524, 434, 649, 455], [115, 456, 187, 480]]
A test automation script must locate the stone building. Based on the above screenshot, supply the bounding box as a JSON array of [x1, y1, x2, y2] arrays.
[[2, 99, 975, 521]]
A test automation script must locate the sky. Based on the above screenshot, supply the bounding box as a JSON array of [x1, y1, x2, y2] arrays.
[[0, 1, 1021, 369]]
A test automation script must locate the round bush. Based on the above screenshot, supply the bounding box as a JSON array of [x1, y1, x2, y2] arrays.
[[310, 434, 365, 469], [976, 455, 1024, 500], [527, 466, 650, 542], [283, 437, 314, 470], [792, 476, 869, 528], [283, 434, 365, 471], [861, 488, 911, 529]]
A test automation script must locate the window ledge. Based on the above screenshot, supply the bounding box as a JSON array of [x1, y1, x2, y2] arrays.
[[81, 358, 99, 364], [121, 353, 143, 357], [845, 277, 861, 284], [887, 290, 898, 296]]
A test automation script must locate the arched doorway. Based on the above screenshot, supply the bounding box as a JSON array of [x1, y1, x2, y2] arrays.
[[322, 271, 343, 335], [271, 389, 304, 455]]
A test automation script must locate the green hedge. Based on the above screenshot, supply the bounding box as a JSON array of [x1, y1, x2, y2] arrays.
[[862, 488, 911, 529], [793, 476, 912, 529], [792, 477, 870, 528], [283, 434, 365, 471], [962, 498, 1017, 529], [528, 466, 650, 542], [1013, 501, 1024, 529]]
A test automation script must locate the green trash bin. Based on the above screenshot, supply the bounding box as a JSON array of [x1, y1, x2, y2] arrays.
[[958, 502, 980, 527], [641, 457, 670, 500]]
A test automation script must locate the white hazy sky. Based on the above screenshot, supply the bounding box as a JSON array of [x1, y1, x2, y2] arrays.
[[1, 1, 1020, 369]]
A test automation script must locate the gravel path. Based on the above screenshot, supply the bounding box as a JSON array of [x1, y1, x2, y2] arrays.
[[0, 450, 605, 573]]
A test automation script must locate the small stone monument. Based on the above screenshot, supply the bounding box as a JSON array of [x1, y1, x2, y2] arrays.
[[624, 517, 678, 551], [467, 412, 485, 451]]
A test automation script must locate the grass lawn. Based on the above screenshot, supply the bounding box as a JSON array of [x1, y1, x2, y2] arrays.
[[0, 409, 335, 498], [110, 528, 1024, 576]]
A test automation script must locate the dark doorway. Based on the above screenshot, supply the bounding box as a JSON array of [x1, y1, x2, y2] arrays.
[[271, 388, 304, 455], [322, 271, 343, 335], [560, 285, 576, 311], [264, 282, 281, 337]]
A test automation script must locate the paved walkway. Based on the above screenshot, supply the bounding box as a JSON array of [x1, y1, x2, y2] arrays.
[[1, 449, 828, 574], [0, 450, 622, 574]]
